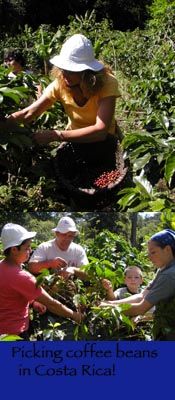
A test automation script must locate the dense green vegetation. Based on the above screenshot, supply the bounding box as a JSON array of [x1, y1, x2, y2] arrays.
[[0, 0, 174, 211]]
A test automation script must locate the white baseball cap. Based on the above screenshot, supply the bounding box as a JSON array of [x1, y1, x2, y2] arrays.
[[1, 223, 36, 251], [52, 217, 79, 234], [50, 34, 104, 72]]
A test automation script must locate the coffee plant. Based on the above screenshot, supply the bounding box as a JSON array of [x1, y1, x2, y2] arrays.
[[0, 215, 170, 342], [26, 229, 153, 341]]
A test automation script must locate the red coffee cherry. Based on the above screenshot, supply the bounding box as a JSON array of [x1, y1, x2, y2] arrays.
[[94, 170, 121, 188]]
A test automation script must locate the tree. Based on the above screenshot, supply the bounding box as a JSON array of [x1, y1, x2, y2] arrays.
[[0, 0, 26, 35], [0, 0, 153, 35], [130, 213, 138, 246], [92, 0, 152, 30]]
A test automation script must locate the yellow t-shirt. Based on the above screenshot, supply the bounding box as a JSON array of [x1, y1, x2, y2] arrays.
[[44, 72, 120, 134]]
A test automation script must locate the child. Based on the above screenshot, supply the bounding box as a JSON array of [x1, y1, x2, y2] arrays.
[[0, 223, 82, 338], [101, 229, 175, 340], [102, 266, 143, 300]]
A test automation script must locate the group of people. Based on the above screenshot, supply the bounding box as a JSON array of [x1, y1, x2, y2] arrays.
[[101, 229, 175, 340], [1, 216, 175, 341], [0, 216, 88, 339]]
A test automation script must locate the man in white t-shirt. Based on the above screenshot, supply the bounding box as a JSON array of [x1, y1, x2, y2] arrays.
[[28, 216, 88, 280]]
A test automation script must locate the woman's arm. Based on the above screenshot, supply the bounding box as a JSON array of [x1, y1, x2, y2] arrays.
[[100, 289, 153, 317], [8, 93, 53, 123], [100, 298, 153, 317], [124, 299, 153, 317], [34, 96, 116, 144], [36, 289, 82, 323], [100, 288, 149, 306]]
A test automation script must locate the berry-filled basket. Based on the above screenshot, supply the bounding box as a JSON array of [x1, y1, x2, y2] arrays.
[[54, 141, 129, 208]]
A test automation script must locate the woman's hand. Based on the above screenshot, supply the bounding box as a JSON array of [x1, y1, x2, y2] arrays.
[[32, 301, 47, 314], [72, 311, 84, 324], [33, 130, 61, 145], [7, 112, 22, 121], [7, 96, 53, 124]]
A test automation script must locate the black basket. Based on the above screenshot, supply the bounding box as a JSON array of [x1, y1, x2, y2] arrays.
[[54, 141, 129, 209]]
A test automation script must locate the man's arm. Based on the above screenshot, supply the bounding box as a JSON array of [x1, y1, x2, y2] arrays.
[[28, 258, 67, 274]]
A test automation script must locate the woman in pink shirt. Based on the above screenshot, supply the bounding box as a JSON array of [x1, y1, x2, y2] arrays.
[[0, 223, 82, 338]]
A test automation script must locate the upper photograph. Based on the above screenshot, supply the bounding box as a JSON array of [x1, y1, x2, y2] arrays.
[[0, 1, 174, 211]]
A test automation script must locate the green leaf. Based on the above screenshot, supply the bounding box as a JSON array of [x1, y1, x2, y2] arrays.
[[133, 175, 153, 196], [149, 198, 165, 211], [0, 144, 7, 150], [118, 192, 138, 209], [73, 294, 81, 307], [120, 314, 135, 330], [48, 322, 61, 329], [160, 115, 170, 130], [115, 303, 131, 312], [82, 324, 88, 334], [165, 152, 175, 186], [73, 325, 79, 340], [127, 200, 150, 212], [133, 153, 152, 171], [95, 265, 103, 277], [123, 131, 156, 149], [0, 334, 23, 341], [104, 268, 116, 279], [10, 134, 33, 147], [0, 91, 20, 103], [157, 153, 164, 164], [0, 87, 27, 103], [36, 269, 50, 287]]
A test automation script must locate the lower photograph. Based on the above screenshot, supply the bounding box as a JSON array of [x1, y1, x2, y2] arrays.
[[0, 211, 175, 342]]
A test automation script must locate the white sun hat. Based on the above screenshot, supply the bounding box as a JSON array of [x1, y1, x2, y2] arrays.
[[52, 216, 79, 235], [50, 34, 104, 72], [1, 223, 36, 251]]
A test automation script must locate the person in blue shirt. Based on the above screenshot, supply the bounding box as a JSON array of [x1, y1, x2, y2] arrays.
[[100, 229, 175, 340]]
